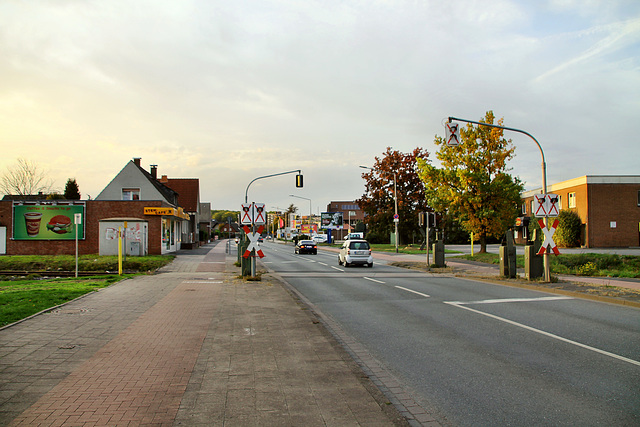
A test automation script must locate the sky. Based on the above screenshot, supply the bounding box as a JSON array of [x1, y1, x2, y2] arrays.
[[1, 0, 639, 214]]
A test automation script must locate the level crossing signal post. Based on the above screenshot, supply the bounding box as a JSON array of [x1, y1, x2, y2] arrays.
[[447, 116, 554, 282], [243, 170, 303, 278]]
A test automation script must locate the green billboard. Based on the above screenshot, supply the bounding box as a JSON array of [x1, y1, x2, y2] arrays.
[[13, 203, 85, 240]]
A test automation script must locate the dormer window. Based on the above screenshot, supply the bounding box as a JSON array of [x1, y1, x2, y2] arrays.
[[122, 188, 140, 200]]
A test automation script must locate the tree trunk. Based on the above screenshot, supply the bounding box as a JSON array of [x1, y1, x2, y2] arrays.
[[478, 235, 487, 253]]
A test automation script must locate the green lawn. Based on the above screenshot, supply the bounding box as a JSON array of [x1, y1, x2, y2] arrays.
[[0, 276, 128, 327], [0, 254, 175, 272], [0, 255, 176, 327], [453, 253, 640, 279]]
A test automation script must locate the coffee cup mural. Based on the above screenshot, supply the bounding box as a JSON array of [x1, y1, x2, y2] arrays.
[[24, 212, 43, 236]]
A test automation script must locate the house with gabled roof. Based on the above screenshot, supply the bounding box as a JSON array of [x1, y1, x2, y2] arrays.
[[95, 158, 191, 253]]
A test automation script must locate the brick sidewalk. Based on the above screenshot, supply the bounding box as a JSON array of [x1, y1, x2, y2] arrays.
[[1, 241, 406, 426]]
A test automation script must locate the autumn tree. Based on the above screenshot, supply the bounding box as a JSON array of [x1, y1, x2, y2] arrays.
[[416, 111, 523, 253], [357, 147, 430, 244], [212, 210, 240, 223], [0, 158, 54, 196], [64, 178, 81, 200]]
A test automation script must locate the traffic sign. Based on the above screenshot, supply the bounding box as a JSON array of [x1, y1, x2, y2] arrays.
[[537, 218, 560, 256], [242, 225, 265, 258], [445, 122, 460, 146], [241, 203, 253, 224], [534, 193, 560, 217], [254, 203, 266, 225], [393, 214, 399, 219]]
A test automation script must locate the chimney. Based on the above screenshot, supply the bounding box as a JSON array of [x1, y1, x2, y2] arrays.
[[160, 175, 168, 183], [133, 157, 141, 167], [150, 165, 158, 179]]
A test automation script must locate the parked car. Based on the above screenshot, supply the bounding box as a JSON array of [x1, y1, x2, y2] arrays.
[[338, 239, 373, 267], [312, 234, 328, 243], [295, 240, 317, 255]]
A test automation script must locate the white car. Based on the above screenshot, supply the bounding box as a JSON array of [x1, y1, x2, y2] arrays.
[[338, 239, 373, 268], [312, 234, 328, 243]]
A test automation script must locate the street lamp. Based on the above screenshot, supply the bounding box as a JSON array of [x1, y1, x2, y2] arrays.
[[289, 195, 312, 236], [360, 165, 398, 253]]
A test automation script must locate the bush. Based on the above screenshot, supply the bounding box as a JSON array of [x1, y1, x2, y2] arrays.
[[365, 230, 389, 244], [554, 210, 582, 247], [576, 262, 597, 276]]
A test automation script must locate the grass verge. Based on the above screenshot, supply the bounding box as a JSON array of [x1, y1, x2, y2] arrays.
[[452, 253, 640, 278], [0, 275, 132, 327], [0, 254, 175, 273]]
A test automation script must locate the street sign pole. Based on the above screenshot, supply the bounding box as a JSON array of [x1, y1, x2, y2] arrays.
[[448, 116, 550, 282]]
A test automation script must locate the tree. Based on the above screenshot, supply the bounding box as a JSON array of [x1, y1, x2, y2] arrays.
[[212, 210, 240, 223], [64, 178, 81, 200], [357, 147, 430, 245], [416, 111, 523, 253], [0, 158, 54, 196]]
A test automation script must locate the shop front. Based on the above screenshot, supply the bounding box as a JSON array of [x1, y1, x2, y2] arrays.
[[144, 207, 190, 254]]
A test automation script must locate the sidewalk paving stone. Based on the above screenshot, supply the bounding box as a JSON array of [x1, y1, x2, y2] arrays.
[[1, 241, 409, 426]]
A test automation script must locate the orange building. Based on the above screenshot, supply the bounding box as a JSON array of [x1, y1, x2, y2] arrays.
[[518, 175, 640, 248]]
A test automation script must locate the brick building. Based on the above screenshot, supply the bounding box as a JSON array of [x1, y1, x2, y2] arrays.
[[0, 158, 198, 256], [518, 175, 640, 248], [325, 201, 365, 240]]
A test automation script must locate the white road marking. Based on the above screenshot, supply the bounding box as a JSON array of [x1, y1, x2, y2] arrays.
[[444, 301, 640, 367], [331, 266, 344, 272], [364, 277, 385, 284], [319, 262, 328, 266], [447, 296, 573, 306], [395, 286, 430, 298]]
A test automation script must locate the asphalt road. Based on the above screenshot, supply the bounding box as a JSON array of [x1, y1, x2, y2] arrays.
[[259, 241, 640, 426]]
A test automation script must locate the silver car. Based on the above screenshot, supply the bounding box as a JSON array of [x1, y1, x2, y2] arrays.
[[338, 239, 373, 267]]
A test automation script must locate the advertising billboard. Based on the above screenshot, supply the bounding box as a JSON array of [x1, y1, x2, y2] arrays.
[[321, 212, 343, 229], [13, 203, 85, 240]]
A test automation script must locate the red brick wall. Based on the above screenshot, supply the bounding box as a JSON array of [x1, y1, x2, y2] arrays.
[[587, 184, 640, 247], [0, 200, 171, 255]]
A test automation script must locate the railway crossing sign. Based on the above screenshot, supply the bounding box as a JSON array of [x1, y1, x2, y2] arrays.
[[445, 122, 460, 146], [242, 225, 265, 258], [241, 202, 266, 225], [241, 203, 253, 224], [537, 218, 560, 256], [534, 193, 560, 217]]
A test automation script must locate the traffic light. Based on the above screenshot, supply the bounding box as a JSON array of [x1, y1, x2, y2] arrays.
[[296, 174, 303, 188], [418, 212, 425, 227]]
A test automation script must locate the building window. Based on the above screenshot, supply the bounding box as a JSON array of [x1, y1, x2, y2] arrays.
[[568, 192, 576, 208], [531, 200, 535, 215], [122, 188, 140, 200], [637, 190, 640, 206], [521, 203, 527, 215]]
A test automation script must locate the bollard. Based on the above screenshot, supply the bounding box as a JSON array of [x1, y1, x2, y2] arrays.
[[525, 229, 543, 280], [432, 239, 445, 268], [499, 230, 517, 278]]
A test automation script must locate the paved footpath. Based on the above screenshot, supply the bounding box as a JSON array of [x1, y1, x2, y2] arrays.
[[0, 241, 408, 426]]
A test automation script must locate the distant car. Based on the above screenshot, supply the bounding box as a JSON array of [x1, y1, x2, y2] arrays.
[[338, 239, 373, 267], [258, 236, 264, 243], [312, 235, 328, 243], [295, 240, 317, 255]]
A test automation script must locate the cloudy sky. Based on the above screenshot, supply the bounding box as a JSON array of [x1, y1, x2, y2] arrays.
[[1, 0, 639, 213]]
